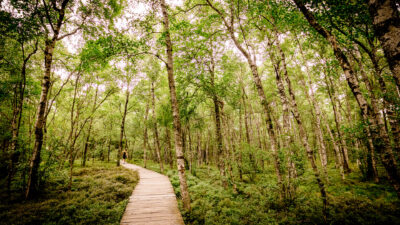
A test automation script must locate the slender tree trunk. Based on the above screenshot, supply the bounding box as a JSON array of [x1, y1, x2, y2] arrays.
[[82, 120, 92, 167], [166, 127, 173, 168], [322, 112, 345, 180], [324, 73, 352, 173], [82, 85, 98, 167], [118, 88, 130, 166], [208, 55, 226, 181], [144, 102, 150, 168], [160, 0, 191, 210], [151, 81, 164, 172], [238, 104, 243, 181]]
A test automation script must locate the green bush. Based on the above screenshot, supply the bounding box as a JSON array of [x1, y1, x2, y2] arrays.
[[0, 162, 138, 225]]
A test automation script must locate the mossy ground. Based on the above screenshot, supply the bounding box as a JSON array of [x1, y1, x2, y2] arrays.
[[0, 161, 138, 225], [130, 158, 400, 225]]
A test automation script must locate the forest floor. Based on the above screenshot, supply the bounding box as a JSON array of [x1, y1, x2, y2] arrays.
[[129, 158, 400, 225], [0, 161, 138, 225]]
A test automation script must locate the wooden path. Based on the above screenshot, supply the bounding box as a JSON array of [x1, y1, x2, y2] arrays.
[[120, 162, 185, 225]]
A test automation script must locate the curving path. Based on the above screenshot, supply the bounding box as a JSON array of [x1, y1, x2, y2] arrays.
[[120, 162, 184, 225]]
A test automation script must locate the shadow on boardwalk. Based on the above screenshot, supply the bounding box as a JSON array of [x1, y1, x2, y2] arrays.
[[120, 162, 185, 225]]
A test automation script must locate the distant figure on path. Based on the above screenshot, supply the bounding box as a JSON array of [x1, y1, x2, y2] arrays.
[[122, 150, 128, 164]]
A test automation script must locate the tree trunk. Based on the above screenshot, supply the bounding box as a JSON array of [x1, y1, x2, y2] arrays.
[[118, 88, 130, 166], [82, 85, 98, 167], [25, 0, 69, 199], [322, 111, 345, 180], [151, 81, 164, 172], [26, 39, 56, 199], [324, 73, 352, 173], [160, 0, 191, 210], [208, 54, 226, 180], [166, 127, 173, 168], [144, 101, 150, 168]]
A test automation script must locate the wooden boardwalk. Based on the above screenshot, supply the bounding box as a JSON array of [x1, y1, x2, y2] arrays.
[[120, 162, 185, 225]]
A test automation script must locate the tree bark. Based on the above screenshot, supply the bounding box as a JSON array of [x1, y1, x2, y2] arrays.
[[160, 0, 191, 210], [82, 85, 98, 167], [324, 72, 352, 173], [165, 127, 173, 168], [118, 88, 130, 166], [151, 81, 164, 172], [143, 101, 150, 168], [26, 0, 70, 199], [367, 0, 400, 89], [208, 53, 226, 181]]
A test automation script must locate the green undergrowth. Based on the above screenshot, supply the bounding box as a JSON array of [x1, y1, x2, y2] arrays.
[[133, 159, 400, 225], [0, 161, 138, 225]]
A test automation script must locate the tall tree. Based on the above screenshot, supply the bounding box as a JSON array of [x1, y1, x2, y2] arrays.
[[160, 0, 191, 210]]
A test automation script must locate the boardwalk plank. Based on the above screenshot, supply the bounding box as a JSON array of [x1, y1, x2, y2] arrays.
[[120, 163, 184, 225]]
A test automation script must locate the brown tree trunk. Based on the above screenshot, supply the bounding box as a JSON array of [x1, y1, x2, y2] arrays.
[[208, 54, 226, 181], [322, 111, 345, 180], [324, 73, 352, 173], [165, 127, 173, 168], [151, 81, 164, 172], [82, 85, 98, 167], [160, 0, 191, 210], [118, 88, 130, 167], [143, 102, 150, 168]]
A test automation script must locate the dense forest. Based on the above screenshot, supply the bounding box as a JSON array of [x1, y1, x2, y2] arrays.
[[1, 0, 400, 224]]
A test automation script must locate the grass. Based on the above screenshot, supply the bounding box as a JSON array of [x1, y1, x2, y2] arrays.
[[130, 158, 400, 225], [0, 161, 138, 225]]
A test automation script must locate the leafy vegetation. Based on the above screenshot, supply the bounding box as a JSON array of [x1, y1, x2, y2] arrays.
[[0, 162, 138, 225]]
